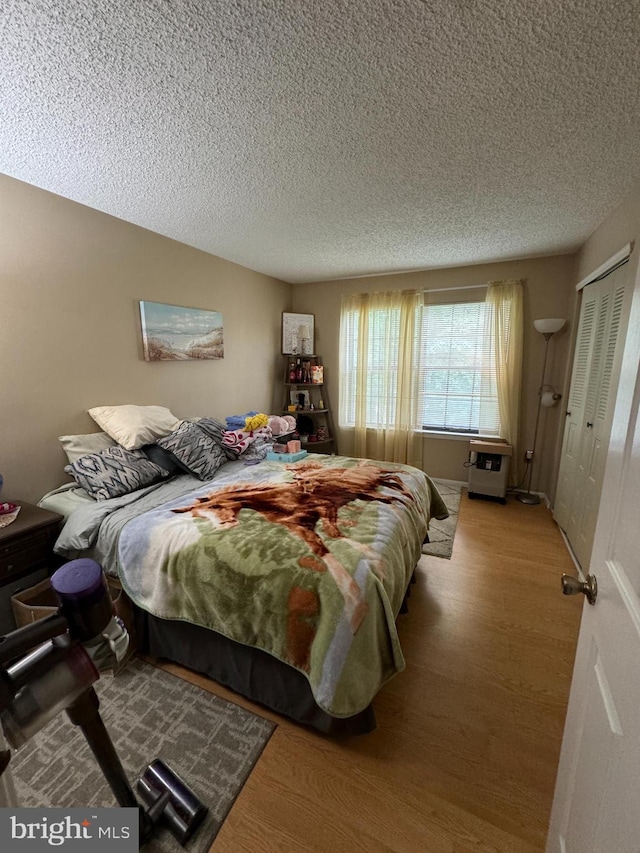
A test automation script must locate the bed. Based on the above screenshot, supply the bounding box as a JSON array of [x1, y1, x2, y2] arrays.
[[41, 449, 447, 734]]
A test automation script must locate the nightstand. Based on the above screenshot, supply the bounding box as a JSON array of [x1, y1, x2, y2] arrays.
[[0, 501, 63, 634]]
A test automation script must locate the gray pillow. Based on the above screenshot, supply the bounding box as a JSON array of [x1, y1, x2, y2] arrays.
[[196, 417, 238, 460], [156, 422, 226, 480], [59, 431, 117, 463], [65, 447, 167, 501], [141, 443, 184, 475]]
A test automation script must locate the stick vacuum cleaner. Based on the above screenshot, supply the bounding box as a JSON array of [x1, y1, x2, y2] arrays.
[[0, 558, 207, 848]]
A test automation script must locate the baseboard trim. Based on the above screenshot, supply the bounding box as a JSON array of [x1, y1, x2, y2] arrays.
[[511, 489, 549, 505], [433, 477, 467, 488], [558, 526, 584, 579]]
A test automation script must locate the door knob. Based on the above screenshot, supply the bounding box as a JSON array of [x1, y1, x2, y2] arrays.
[[561, 573, 597, 605]]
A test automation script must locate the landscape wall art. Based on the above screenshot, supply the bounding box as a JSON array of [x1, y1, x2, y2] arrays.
[[139, 300, 224, 361]]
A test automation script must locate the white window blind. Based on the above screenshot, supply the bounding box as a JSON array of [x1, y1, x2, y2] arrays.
[[419, 301, 500, 434], [339, 298, 501, 435]]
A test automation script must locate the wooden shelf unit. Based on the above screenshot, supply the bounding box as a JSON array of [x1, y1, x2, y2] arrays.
[[283, 355, 337, 454]]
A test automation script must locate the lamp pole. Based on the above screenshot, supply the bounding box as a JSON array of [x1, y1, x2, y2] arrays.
[[516, 332, 553, 505]]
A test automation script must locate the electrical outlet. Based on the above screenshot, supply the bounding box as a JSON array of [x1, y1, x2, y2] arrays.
[[525, 449, 534, 461]]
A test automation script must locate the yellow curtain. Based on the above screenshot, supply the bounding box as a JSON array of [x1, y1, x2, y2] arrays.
[[486, 279, 523, 484], [340, 290, 422, 467]]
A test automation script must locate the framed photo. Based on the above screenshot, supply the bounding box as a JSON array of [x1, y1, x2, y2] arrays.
[[290, 389, 310, 408], [282, 312, 315, 355], [139, 301, 224, 361]]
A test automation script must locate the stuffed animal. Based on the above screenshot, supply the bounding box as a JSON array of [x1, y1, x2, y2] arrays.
[[267, 415, 290, 436], [267, 415, 297, 435]]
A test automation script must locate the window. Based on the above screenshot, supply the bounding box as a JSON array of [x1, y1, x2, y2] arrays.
[[340, 305, 405, 428], [419, 301, 500, 434], [340, 297, 501, 435]]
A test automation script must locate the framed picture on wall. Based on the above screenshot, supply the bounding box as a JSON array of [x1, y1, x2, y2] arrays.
[[282, 312, 315, 355], [139, 301, 224, 361]]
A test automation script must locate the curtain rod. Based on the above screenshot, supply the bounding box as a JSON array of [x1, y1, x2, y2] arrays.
[[423, 283, 487, 294]]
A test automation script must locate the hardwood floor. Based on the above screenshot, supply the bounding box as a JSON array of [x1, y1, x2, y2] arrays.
[[161, 491, 583, 852]]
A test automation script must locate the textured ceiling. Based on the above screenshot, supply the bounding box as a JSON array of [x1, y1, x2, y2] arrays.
[[1, 1, 639, 283]]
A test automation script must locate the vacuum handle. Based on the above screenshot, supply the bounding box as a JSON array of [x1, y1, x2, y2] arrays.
[[0, 613, 69, 668]]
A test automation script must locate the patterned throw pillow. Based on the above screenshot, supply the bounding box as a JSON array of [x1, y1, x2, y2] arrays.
[[195, 417, 238, 460], [65, 447, 167, 501], [156, 422, 227, 481]]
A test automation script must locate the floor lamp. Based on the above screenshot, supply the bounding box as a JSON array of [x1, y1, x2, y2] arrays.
[[516, 318, 566, 505]]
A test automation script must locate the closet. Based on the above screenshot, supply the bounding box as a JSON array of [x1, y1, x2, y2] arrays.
[[554, 249, 633, 570]]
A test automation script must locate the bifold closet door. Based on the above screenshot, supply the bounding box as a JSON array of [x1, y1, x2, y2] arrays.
[[554, 263, 631, 569], [553, 284, 599, 535]]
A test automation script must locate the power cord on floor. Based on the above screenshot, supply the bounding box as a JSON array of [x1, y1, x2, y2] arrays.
[[506, 458, 531, 493]]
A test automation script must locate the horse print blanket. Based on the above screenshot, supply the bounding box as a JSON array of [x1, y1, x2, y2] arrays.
[[117, 455, 448, 717]]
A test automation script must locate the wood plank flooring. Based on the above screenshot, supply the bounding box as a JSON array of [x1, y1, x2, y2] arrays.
[[160, 490, 583, 852]]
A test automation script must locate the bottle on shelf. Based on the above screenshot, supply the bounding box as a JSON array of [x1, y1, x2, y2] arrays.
[[282, 354, 337, 455]]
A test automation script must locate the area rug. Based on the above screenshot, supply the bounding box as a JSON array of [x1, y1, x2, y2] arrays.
[[10, 657, 275, 851], [422, 480, 462, 559]]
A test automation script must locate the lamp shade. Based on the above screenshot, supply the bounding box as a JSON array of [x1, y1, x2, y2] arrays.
[[298, 324, 310, 340], [534, 318, 566, 335]]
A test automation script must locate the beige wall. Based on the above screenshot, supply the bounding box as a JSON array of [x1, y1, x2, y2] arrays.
[[576, 181, 640, 283], [548, 183, 640, 512], [292, 255, 577, 496], [5, 169, 635, 507], [0, 175, 291, 503]]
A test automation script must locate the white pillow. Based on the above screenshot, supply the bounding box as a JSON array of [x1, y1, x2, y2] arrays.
[[59, 431, 117, 464], [88, 405, 181, 451]]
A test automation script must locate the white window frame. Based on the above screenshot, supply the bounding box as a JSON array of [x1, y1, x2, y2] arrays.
[[418, 300, 500, 436]]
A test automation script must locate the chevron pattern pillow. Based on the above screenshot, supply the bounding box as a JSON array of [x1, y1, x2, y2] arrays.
[[65, 446, 167, 501], [156, 422, 227, 481], [195, 417, 238, 460]]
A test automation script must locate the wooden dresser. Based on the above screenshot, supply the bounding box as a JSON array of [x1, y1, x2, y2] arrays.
[[0, 501, 63, 633]]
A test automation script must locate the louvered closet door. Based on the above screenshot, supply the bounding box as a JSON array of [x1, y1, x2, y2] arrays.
[[554, 263, 632, 569], [573, 269, 628, 566], [565, 279, 612, 567], [553, 286, 599, 532]]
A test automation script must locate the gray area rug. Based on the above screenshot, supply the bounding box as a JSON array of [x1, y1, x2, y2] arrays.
[[10, 657, 275, 851], [423, 480, 462, 559]]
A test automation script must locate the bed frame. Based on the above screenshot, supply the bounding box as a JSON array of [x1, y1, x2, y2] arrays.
[[134, 570, 417, 735], [135, 609, 376, 734]]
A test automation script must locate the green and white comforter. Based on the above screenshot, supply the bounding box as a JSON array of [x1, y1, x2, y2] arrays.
[[55, 455, 448, 718]]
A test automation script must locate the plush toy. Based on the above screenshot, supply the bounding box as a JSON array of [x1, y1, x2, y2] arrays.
[[267, 415, 297, 435], [267, 415, 290, 436]]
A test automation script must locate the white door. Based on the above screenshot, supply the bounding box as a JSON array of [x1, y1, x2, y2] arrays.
[[553, 283, 600, 533], [554, 262, 632, 569], [546, 265, 640, 853], [572, 275, 628, 567]]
